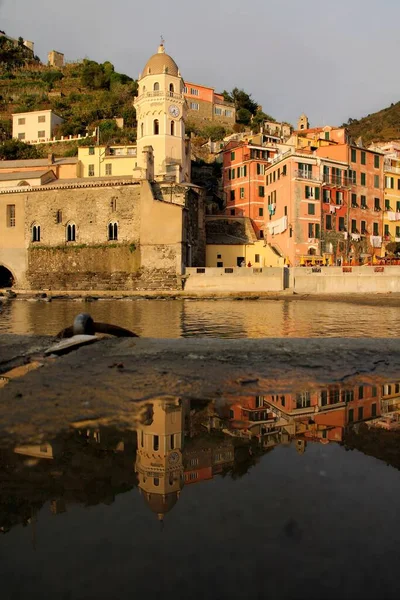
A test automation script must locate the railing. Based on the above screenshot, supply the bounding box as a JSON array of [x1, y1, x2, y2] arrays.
[[323, 175, 354, 187], [295, 170, 322, 182], [136, 91, 183, 101], [384, 164, 400, 174], [269, 149, 293, 165]]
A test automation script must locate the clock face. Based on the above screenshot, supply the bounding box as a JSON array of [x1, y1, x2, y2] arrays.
[[169, 105, 180, 118], [168, 451, 180, 465]]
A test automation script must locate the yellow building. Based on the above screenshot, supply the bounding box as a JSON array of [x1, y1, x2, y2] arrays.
[[206, 216, 284, 267], [382, 145, 400, 249], [77, 144, 138, 178]]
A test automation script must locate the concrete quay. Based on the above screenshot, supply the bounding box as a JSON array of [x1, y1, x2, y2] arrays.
[[1, 335, 400, 445]]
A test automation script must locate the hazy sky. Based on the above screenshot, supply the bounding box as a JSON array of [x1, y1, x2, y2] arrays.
[[1, 0, 399, 127]]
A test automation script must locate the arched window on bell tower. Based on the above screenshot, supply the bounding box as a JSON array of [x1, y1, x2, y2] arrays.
[[169, 83, 174, 95], [170, 121, 175, 136], [141, 122, 144, 138], [153, 82, 159, 91], [154, 119, 159, 135]]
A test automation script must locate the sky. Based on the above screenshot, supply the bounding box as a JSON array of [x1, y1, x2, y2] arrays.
[[1, 0, 400, 127]]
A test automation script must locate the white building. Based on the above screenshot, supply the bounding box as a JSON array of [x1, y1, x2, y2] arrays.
[[12, 110, 64, 144]]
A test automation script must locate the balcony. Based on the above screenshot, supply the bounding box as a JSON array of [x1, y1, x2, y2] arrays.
[[136, 90, 183, 101], [384, 164, 400, 174], [323, 175, 353, 187], [295, 170, 322, 182]]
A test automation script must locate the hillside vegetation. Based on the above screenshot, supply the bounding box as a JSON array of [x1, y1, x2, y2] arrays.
[[0, 33, 277, 159], [0, 47, 139, 153], [344, 101, 400, 145]]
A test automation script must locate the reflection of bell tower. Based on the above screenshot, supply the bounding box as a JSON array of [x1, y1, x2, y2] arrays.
[[297, 114, 309, 131], [135, 397, 187, 520]]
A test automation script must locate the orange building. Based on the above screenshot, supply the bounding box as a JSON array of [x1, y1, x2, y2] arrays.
[[264, 126, 385, 265], [223, 141, 278, 235], [183, 82, 236, 127], [0, 155, 79, 180]]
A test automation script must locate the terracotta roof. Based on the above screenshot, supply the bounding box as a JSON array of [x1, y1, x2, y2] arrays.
[[293, 127, 324, 134], [0, 169, 53, 181], [0, 157, 78, 169]]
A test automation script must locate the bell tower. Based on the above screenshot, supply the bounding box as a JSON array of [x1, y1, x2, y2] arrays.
[[134, 43, 189, 182], [297, 113, 309, 131], [135, 398, 187, 521]]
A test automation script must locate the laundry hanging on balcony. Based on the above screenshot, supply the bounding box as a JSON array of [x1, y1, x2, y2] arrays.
[[350, 233, 361, 242], [329, 205, 336, 214], [387, 211, 400, 221], [268, 203, 276, 216], [267, 215, 288, 235], [370, 235, 382, 248]]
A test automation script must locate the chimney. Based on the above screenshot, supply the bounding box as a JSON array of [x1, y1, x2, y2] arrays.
[[48, 153, 54, 164]]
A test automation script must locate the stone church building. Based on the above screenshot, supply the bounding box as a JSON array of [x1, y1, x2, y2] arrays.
[[0, 45, 205, 291]]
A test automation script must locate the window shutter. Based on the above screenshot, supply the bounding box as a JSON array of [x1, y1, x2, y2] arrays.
[[315, 187, 320, 200]]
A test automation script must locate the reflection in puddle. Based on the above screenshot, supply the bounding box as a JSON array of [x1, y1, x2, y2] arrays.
[[2, 378, 400, 533]]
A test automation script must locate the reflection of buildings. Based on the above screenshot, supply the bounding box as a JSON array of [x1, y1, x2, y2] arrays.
[[2, 379, 400, 534], [135, 398, 186, 521]]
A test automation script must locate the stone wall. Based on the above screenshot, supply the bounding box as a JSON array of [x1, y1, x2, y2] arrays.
[[184, 267, 285, 292], [25, 184, 142, 246], [27, 244, 141, 291], [293, 266, 400, 294], [0, 179, 205, 291]]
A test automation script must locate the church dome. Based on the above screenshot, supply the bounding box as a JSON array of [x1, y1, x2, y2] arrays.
[[142, 43, 179, 77], [142, 491, 179, 520]]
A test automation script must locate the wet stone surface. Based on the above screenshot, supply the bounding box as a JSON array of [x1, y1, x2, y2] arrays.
[[1, 335, 400, 599]]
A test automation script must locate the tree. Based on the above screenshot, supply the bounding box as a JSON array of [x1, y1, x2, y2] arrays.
[[236, 107, 252, 125], [231, 87, 258, 115], [42, 70, 64, 88], [0, 139, 41, 160], [222, 90, 234, 103], [200, 124, 226, 141], [81, 59, 110, 90], [0, 119, 11, 141]]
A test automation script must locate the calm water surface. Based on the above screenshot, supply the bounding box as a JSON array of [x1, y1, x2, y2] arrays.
[[1, 385, 400, 600], [1, 298, 400, 337]]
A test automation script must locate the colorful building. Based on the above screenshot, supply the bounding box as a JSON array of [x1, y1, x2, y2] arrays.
[[263, 123, 385, 265], [0, 155, 78, 180], [379, 143, 400, 251], [77, 144, 138, 178], [183, 82, 236, 128], [223, 140, 278, 235], [205, 215, 284, 268]]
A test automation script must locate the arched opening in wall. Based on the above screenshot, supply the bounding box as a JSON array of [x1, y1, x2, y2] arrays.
[[108, 222, 118, 241], [66, 223, 76, 242], [169, 83, 174, 94], [0, 266, 14, 288], [154, 119, 159, 135], [170, 120, 175, 136], [308, 247, 317, 256], [31, 223, 41, 242], [153, 82, 159, 91], [140, 122, 144, 138], [143, 85, 146, 94], [17, 181, 30, 187]]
